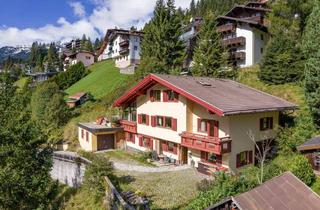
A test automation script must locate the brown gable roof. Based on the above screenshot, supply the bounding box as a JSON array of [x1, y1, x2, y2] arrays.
[[113, 74, 297, 116], [233, 172, 320, 210], [298, 136, 320, 151]]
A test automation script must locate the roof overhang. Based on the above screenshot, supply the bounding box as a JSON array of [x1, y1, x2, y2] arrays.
[[113, 74, 225, 116]]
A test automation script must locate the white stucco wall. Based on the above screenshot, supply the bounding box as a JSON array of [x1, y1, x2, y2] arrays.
[[253, 28, 269, 64], [228, 111, 279, 172], [76, 52, 94, 67], [236, 23, 254, 67], [78, 127, 95, 152]]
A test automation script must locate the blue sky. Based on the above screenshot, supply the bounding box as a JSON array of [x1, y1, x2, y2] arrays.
[[0, 0, 193, 47]]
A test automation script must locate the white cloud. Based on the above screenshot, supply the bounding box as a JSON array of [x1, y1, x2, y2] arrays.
[[0, 0, 195, 47], [69, 1, 86, 18]]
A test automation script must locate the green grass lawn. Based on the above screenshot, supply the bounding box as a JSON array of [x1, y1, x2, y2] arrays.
[[103, 150, 155, 166], [115, 169, 201, 209], [65, 60, 132, 99], [14, 77, 28, 89], [237, 66, 306, 108]]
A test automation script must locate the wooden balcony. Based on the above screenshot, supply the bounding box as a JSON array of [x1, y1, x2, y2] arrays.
[[230, 51, 246, 60], [217, 24, 236, 33], [223, 36, 246, 47], [119, 48, 129, 55], [180, 132, 231, 155], [119, 40, 129, 47], [120, 120, 137, 133]]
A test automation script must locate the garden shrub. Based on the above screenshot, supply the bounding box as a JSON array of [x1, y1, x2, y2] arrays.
[[312, 177, 320, 195]]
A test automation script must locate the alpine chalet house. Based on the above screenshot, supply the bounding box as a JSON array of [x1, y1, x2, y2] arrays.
[[114, 74, 296, 174], [217, 2, 271, 67], [181, 0, 270, 69], [97, 28, 143, 74]]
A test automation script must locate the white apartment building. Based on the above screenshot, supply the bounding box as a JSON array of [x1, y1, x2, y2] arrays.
[[97, 29, 143, 73]]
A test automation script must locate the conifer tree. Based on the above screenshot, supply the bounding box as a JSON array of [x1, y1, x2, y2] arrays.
[[0, 74, 58, 209], [191, 13, 228, 77], [138, 0, 185, 76], [259, 0, 305, 84], [302, 0, 320, 125]]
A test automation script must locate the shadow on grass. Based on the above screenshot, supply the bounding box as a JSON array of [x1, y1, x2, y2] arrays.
[[51, 184, 78, 210]]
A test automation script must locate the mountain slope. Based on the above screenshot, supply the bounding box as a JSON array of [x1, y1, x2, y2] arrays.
[[65, 60, 132, 99], [0, 46, 30, 63]]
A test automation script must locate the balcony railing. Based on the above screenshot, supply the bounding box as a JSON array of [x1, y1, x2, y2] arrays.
[[223, 36, 246, 47], [119, 40, 129, 47], [180, 132, 231, 155], [119, 48, 129, 55], [217, 24, 236, 33], [120, 120, 137, 133], [230, 51, 246, 60]]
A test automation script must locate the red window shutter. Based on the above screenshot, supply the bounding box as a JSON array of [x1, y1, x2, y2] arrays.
[[206, 121, 211, 136], [197, 118, 201, 132], [260, 118, 264, 131], [138, 114, 142, 124], [174, 92, 179, 102], [139, 136, 143, 146], [81, 129, 84, 138], [86, 132, 89, 141], [248, 150, 253, 164], [269, 117, 273, 129], [162, 141, 168, 151], [173, 144, 177, 154], [150, 90, 154, 102], [236, 153, 241, 168], [200, 151, 206, 161], [214, 121, 219, 137], [163, 90, 168, 102], [146, 115, 149, 125], [131, 134, 135, 143], [149, 139, 153, 150], [172, 118, 177, 131], [151, 116, 156, 127]]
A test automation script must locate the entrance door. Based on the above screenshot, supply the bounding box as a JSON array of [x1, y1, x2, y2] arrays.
[[181, 147, 188, 164], [97, 134, 115, 150], [208, 120, 218, 137]]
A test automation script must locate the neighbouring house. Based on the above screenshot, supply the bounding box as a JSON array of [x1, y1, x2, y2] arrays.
[[62, 50, 95, 71], [78, 117, 123, 152], [207, 172, 320, 210], [97, 28, 143, 74], [298, 136, 320, 171], [65, 39, 82, 51], [113, 74, 296, 174], [26, 72, 57, 83], [66, 92, 88, 108], [181, 0, 270, 69]]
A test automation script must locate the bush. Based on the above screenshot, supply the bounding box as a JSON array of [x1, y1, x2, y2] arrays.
[[82, 155, 114, 199], [50, 62, 88, 90], [185, 172, 256, 210], [312, 177, 320, 195], [274, 154, 316, 186]]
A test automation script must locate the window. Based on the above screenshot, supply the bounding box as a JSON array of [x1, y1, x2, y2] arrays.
[[201, 151, 222, 164], [236, 151, 253, 168], [134, 46, 138, 51], [152, 116, 177, 131], [86, 131, 89, 142], [139, 136, 153, 149], [143, 137, 149, 147], [123, 102, 137, 122], [81, 129, 84, 138], [198, 119, 207, 133], [260, 34, 264, 41], [260, 48, 264, 54], [168, 142, 175, 152], [260, 117, 273, 131], [150, 90, 161, 102], [167, 90, 178, 102], [141, 114, 147, 124], [165, 117, 172, 128], [125, 132, 135, 143], [85, 56, 91, 60], [157, 116, 164, 127]]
